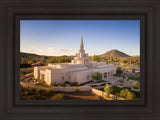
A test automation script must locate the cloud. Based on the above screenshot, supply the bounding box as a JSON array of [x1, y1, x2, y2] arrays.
[[126, 50, 131, 53], [125, 50, 140, 56]]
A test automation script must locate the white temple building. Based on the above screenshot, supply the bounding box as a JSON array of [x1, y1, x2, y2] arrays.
[[34, 35, 116, 85]]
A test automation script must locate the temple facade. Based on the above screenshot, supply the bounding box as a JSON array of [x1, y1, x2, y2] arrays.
[[34, 35, 116, 85]]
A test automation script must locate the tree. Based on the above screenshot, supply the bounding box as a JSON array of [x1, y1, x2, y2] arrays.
[[119, 79, 124, 84], [109, 57, 114, 63], [132, 68, 135, 73], [104, 84, 113, 98], [91, 55, 100, 62], [116, 67, 123, 75], [120, 89, 135, 100], [92, 72, 102, 81], [47, 88, 55, 95], [132, 81, 139, 88], [126, 91, 135, 100], [120, 89, 129, 98], [42, 56, 47, 64], [76, 87, 80, 93]]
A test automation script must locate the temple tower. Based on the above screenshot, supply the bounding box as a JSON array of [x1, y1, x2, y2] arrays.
[[80, 34, 84, 50], [71, 35, 90, 64], [79, 34, 85, 58]]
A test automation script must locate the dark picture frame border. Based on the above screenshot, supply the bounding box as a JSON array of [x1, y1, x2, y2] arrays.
[[15, 15, 145, 106], [0, 0, 159, 120]]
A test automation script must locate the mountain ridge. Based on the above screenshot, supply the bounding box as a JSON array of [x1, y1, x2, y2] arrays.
[[21, 49, 131, 57], [20, 52, 40, 57], [20, 52, 74, 57]]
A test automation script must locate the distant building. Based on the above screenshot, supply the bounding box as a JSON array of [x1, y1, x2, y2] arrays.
[[34, 35, 116, 85]]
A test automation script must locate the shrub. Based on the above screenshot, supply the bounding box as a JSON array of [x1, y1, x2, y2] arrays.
[[60, 83, 66, 87], [20, 74, 24, 77], [20, 63, 31, 68], [126, 91, 135, 100], [75, 87, 80, 93], [21, 70, 26, 74], [120, 89, 135, 100], [27, 68, 33, 71], [37, 88, 45, 94], [92, 72, 102, 81], [36, 83, 44, 86], [64, 81, 71, 84], [29, 87, 36, 92], [47, 88, 55, 94], [35, 78, 46, 86], [119, 79, 124, 83], [100, 83, 106, 86], [133, 87, 139, 89], [128, 75, 140, 81], [28, 73, 34, 77], [27, 78, 33, 82], [116, 67, 123, 75], [70, 82, 78, 86], [91, 85, 98, 87], [79, 80, 93, 86], [132, 91, 140, 98], [120, 89, 129, 98], [112, 86, 123, 94], [41, 96, 47, 100], [50, 94, 64, 100], [104, 84, 113, 98], [132, 68, 135, 73], [123, 75, 125, 79], [50, 82, 56, 86], [132, 81, 139, 88]]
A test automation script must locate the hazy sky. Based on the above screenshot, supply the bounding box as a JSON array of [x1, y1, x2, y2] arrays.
[[20, 20, 140, 56]]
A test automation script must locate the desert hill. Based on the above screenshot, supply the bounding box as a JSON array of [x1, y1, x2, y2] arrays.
[[100, 49, 130, 57]]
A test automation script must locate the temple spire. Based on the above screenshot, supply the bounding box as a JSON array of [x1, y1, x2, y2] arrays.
[[80, 34, 84, 50]]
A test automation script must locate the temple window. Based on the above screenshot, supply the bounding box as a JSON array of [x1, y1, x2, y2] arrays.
[[104, 73, 107, 78]]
